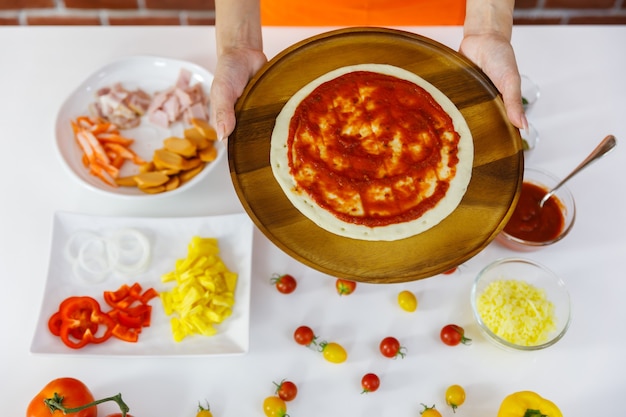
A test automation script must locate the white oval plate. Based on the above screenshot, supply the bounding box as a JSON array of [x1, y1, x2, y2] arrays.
[[55, 55, 224, 199]]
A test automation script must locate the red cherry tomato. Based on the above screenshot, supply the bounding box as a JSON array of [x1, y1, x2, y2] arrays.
[[274, 379, 298, 402], [440, 324, 472, 346], [293, 325, 316, 346], [271, 273, 297, 294], [379, 336, 406, 359], [361, 373, 380, 393], [335, 279, 357, 295]]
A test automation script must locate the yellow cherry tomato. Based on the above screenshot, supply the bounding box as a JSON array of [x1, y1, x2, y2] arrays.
[[397, 290, 417, 312], [420, 404, 442, 417], [263, 396, 287, 417], [321, 342, 348, 363], [445, 384, 466, 413], [196, 402, 213, 417]]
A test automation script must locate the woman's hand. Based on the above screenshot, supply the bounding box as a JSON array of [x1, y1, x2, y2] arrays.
[[210, 46, 267, 141], [460, 32, 527, 131]]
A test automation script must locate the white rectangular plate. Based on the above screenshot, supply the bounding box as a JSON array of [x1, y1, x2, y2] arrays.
[[30, 211, 253, 357]]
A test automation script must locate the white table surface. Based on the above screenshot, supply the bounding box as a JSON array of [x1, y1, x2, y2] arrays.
[[2, 25, 625, 416]]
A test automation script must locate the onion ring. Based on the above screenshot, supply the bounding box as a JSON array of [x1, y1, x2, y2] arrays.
[[65, 228, 151, 282], [108, 228, 151, 275], [64, 230, 100, 263], [75, 236, 114, 283]]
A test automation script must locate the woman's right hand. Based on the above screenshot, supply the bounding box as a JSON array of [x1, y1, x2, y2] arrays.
[[209, 46, 267, 141]]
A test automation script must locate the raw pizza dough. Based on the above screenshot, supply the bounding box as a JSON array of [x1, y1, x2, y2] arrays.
[[270, 63, 473, 241]]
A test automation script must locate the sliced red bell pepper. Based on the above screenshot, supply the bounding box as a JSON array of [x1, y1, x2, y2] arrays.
[[104, 282, 158, 311], [140, 287, 159, 304], [104, 283, 158, 342], [111, 323, 141, 343], [55, 296, 115, 349], [48, 311, 96, 341], [48, 283, 158, 349], [48, 311, 62, 336], [108, 305, 151, 328], [104, 284, 133, 310]]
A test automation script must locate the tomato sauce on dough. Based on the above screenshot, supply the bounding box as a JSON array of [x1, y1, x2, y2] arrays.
[[504, 182, 565, 242], [287, 71, 461, 227]]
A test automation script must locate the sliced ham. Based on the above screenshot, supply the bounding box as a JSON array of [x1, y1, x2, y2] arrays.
[[146, 68, 209, 128], [176, 68, 192, 90], [162, 95, 181, 123], [89, 67, 209, 130], [184, 102, 209, 124], [149, 109, 170, 129], [90, 83, 152, 129]]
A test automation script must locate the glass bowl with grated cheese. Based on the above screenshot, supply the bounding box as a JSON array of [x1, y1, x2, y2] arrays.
[[471, 257, 571, 351]]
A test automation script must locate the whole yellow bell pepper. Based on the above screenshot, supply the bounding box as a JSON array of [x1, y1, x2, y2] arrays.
[[497, 391, 563, 417]]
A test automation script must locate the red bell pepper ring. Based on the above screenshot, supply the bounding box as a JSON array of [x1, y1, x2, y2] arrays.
[[55, 296, 115, 349], [48, 311, 62, 336]]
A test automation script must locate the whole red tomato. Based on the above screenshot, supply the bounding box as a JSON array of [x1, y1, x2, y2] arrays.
[[27, 378, 96, 417], [335, 279, 356, 296]]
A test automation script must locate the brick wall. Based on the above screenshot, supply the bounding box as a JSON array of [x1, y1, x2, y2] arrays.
[[515, 0, 626, 24], [1, 0, 625, 26]]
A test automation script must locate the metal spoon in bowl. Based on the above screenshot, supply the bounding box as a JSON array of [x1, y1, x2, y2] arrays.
[[539, 134, 617, 207]]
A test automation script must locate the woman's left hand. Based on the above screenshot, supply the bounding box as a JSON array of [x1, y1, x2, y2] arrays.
[[460, 33, 527, 131]]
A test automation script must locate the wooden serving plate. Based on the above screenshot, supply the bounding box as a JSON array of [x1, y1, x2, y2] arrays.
[[228, 27, 523, 283]]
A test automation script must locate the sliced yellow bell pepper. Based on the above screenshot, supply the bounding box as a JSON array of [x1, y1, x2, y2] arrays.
[[160, 236, 237, 342], [497, 391, 563, 417]]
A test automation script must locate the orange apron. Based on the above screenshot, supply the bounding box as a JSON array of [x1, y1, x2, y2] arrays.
[[260, 0, 466, 26]]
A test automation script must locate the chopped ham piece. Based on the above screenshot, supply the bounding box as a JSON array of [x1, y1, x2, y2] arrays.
[[90, 83, 152, 129], [184, 102, 209, 124], [174, 88, 192, 108], [162, 95, 181, 123], [147, 90, 170, 115], [127, 89, 152, 115], [149, 109, 170, 129], [176, 68, 192, 90], [146, 68, 209, 128]]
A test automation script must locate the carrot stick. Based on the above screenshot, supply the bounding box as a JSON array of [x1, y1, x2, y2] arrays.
[[72, 116, 145, 187]]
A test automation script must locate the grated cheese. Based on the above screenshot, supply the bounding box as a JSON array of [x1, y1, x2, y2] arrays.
[[477, 279, 556, 346]]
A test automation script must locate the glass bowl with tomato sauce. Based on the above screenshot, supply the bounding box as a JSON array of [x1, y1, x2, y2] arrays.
[[496, 167, 576, 251]]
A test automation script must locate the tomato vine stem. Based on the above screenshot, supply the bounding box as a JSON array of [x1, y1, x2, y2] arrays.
[[44, 392, 130, 416]]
